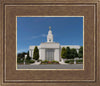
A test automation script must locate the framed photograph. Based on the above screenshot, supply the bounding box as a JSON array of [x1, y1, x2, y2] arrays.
[[16, 16, 83, 70], [0, 0, 100, 86]]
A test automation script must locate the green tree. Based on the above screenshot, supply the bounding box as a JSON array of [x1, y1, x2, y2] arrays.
[[66, 47, 71, 59], [17, 52, 27, 64], [17, 57, 24, 63], [17, 52, 27, 59], [78, 46, 83, 58], [61, 47, 67, 59], [33, 46, 39, 60], [26, 51, 31, 61], [70, 48, 78, 59]]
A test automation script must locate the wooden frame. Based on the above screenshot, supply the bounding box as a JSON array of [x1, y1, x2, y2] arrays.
[[0, 0, 100, 86]]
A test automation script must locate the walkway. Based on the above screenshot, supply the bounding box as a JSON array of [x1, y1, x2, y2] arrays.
[[17, 64, 83, 69]]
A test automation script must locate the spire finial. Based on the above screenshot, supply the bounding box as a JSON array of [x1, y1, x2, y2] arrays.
[[49, 26, 51, 30]]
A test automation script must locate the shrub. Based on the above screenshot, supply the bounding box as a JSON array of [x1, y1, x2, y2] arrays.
[[65, 59, 74, 64], [70, 59, 74, 64], [25, 59, 35, 64], [52, 60, 59, 64], [25, 60, 30, 63], [41, 60, 59, 64], [37, 59, 42, 62], [29, 60, 35, 63], [65, 60, 70, 63], [17, 57, 24, 64], [76, 59, 83, 64]]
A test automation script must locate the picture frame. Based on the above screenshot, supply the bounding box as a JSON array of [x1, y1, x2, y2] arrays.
[[0, 0, 100, 86]]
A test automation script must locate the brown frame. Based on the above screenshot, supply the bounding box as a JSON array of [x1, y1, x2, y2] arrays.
[[0, 0, 100, 86]]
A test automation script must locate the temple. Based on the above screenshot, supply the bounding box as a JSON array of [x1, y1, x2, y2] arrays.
[[29, 26, 80, 61]]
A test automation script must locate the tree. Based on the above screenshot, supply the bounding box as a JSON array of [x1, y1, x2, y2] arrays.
[[17, 52, 27, 59], [33, 46, 39, 60], [78, 46, 83, 58], [17, 57, 24, 63], [17, 52, 27, 63], [70, 48, 78, 59], [61, 47, 67, 59], [26, 51, 31, 61], [66, 47, 71, 59]]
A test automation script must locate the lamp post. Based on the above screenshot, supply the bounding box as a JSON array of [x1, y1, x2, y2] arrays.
[[24, 55, 27, 65]]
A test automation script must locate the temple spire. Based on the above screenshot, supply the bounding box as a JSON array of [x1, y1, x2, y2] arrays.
[[47, 26, 53, 42], [49, 26, 51, 30]]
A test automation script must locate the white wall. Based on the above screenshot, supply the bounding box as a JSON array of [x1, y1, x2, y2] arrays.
[[40, 49, 45, 61], [54, 49, 60, 61]]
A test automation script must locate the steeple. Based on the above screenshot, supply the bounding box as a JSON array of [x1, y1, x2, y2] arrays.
[[47, 26, 53, 42], [49, 26, 51, 30]]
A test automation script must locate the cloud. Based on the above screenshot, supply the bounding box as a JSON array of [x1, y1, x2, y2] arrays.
[[32, 34, 47, 39], [41, 34, 47, 37]]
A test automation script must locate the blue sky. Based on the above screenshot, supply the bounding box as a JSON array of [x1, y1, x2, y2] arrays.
[[17, 17, 83, 53]]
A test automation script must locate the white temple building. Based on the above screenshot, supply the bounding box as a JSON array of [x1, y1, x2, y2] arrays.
[[29, 26, 80, 62]]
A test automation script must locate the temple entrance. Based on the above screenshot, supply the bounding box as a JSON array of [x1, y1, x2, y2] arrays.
[[45, 49, 54, 61]]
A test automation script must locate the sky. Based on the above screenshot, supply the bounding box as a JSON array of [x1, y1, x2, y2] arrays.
[[17, 17, 83, 53]]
